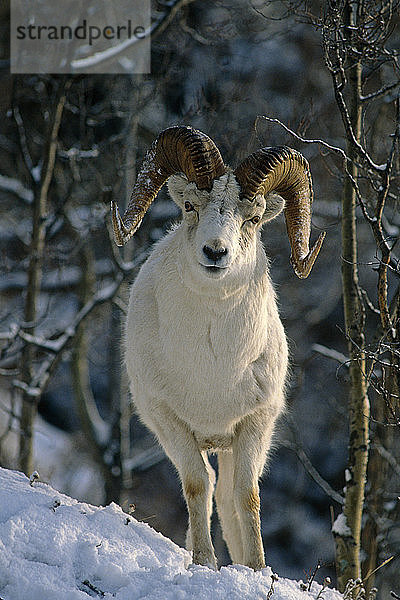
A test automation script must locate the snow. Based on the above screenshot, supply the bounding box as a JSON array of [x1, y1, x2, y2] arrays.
[[331, 513, 352, 538], [0, 174, 33, 203], [0, 467, 343, 599]]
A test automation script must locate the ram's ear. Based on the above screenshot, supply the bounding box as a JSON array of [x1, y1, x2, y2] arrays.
[[167, 173, 190, 209], [261, 193, 285, 224]]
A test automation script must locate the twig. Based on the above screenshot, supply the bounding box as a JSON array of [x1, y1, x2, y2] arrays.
[[360, 289, 380, 316], [71, 0, 197, 70], [81, 580, 105, 597], [0, 174, 33, 203], [11, 240, 147, 397], [374, 96, 400, 333], [373, 443, 400, 478], [363, 555, 394, 582], [255, 114, 371, 208], [179, 16, 212, 45], [124, 444, 165, 472], [267, 573, 278, 599], [361, 80, 400, 103], [307, 560, 321, 592], [282, 439, 344, 505], [13, 106, 36, 183], [255, 115, 349, 160], [312, 343, 349, 367]]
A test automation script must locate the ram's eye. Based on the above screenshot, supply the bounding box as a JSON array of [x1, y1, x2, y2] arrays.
[[184, 201, 195, 212], [251, 215, 261, 224]]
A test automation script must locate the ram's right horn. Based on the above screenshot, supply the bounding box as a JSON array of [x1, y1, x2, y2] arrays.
[[234, 146, 325, 278]]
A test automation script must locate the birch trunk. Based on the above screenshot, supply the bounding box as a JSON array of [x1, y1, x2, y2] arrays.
[[334, 3, 370, 590]]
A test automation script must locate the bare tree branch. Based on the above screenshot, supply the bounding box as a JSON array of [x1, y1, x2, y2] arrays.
[[13, 106, 37, 184], [361, 80, 400, 103], [71, 0, 197, 70], [282, 438, 345, 506]]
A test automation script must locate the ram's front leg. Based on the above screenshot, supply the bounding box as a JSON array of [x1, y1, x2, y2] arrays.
[[184, 451, 216, 568], [147, 404, 217, 569], [232, 408, 280, 570]]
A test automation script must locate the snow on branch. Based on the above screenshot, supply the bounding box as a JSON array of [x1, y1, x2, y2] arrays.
[[332, 512, 352, 537], [0, 174, 33, 203], [13, 106, 38, 183], [312, 343, 349, 367], [360, 80, 400, 103], [7, 246, 147, 397]]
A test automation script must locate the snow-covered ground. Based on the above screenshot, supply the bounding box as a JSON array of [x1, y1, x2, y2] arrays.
[[0, 467, 343, 599]]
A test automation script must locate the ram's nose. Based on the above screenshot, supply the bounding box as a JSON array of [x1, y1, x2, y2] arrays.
[[202, 244, 228, 263]]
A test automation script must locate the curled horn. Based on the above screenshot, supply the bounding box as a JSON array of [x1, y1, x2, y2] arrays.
[[234, 146, 326, 278], [111, 126, 226, 246]]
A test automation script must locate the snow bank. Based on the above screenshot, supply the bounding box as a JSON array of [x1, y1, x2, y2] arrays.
[[0, 467, 343, 599]]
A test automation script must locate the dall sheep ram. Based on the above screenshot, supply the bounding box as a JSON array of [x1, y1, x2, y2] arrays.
[[111, 125, 325, 570]]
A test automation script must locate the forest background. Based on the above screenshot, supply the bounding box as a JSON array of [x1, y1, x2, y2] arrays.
[[0, 1, 399, 597]]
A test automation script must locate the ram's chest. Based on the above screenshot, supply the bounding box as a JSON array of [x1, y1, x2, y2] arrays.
[[157, 291, 266, 390]]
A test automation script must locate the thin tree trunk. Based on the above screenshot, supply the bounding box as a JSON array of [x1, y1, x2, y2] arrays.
[[334, 3, 370, 591], [117, 81, 142, 500], [18, 80, 69, 474], [70, 243, 116, 500], [106, 303, 124, 503], [363, 287, 399, 594]]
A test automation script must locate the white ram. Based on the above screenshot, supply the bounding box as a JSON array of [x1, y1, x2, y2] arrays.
[[111, 126, 325, 570]]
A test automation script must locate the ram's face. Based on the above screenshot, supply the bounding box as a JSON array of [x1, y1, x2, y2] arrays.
[[168, 172, 284, 281]]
